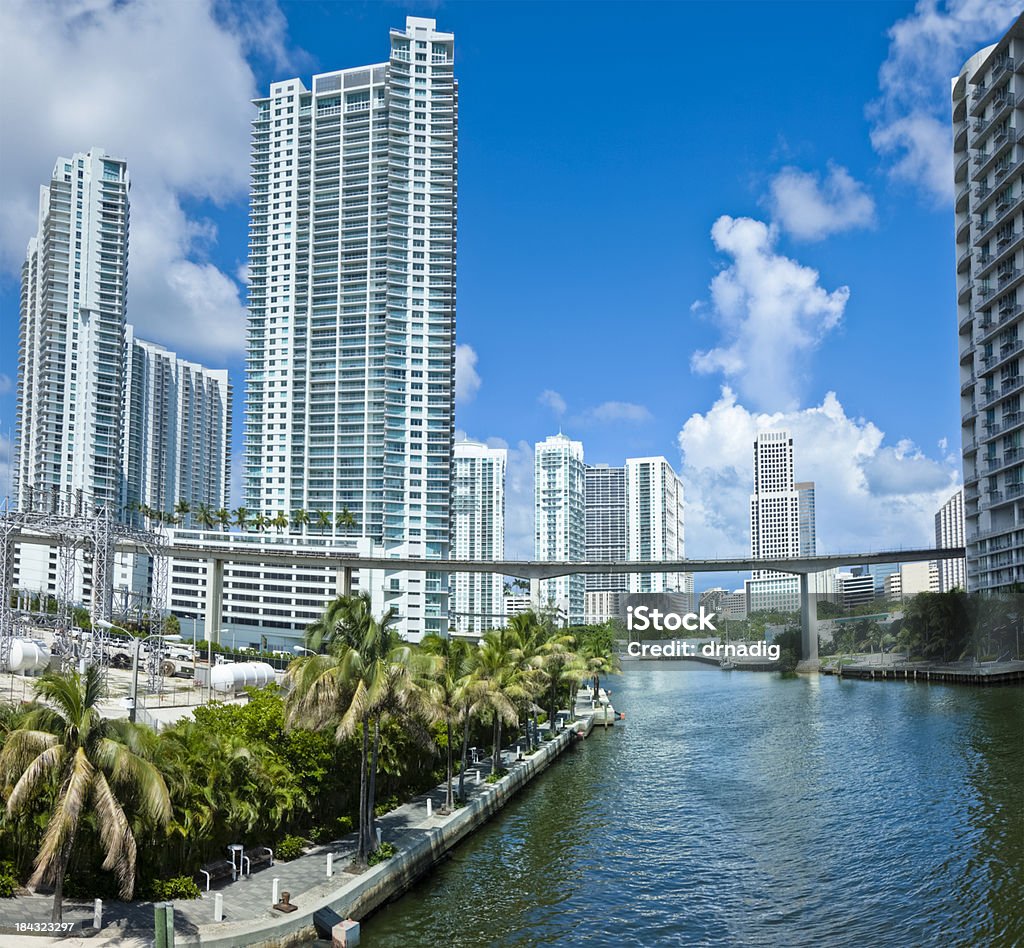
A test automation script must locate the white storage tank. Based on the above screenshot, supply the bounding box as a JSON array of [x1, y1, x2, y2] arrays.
[[8, 640, 51, 673], [210, 661, 276, 693]]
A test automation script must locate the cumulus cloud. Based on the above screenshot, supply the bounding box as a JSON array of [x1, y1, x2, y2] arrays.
[[768, 163, 876, 241], [870, 0, 1019, 204], [0, 0, 300, 360], [690, 216, 849, 411], [455, 344, 481, 405], [574, 401, 653, 426], [538, 390, 567, 416], [676, 387, 959, 557]]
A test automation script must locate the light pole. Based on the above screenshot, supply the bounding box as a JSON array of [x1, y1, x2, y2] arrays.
[[293, 645, 315, 656], [95, 622, 181, 724]]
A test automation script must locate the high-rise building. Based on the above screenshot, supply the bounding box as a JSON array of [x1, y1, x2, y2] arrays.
[[953, 16, 1024, 592], [796, 481, 816, 556], [14, 149, 129, 511], [451, 440, 505, 635], [534, 433, 585, 625], [123, 327, 232, 521], [243, 17, 457, 638], [626, 456, 686, 594], [836, 569, 876, 609], [746, 431, 831, 612], [935, 488, 967, 592], [585, 464, 627, 594]]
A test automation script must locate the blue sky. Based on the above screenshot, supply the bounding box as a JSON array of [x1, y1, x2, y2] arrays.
[[0, 0, 1019, 571]]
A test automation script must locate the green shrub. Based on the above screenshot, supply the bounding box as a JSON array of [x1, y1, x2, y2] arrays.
[[374, 795, 400, 817], [542, 733, 554, 742], [335, 815, 354, 835], [367, 842, 396, 866], [146, 876, 201, 901], [275, 834, 306, 861], [308, 826, 327, 843], [0, 860, 17, 898], [484, 768, 508, 784]]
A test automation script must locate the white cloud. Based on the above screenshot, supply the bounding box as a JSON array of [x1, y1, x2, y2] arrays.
[[768, 163, 876, 241], [0, 375, 12, 396], [0, 0, 300, 360], [574, 401, 653, 425], [538, 390, 567, 416], [870, 0, 1019, 204], [0, 433, 12, 502], [455, 344, 481, 405], [689, 216, 849, 411], [676, 387, 959, 557]]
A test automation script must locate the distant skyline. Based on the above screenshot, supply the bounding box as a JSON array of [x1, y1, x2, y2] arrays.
[[0, 0, 1015, 567]]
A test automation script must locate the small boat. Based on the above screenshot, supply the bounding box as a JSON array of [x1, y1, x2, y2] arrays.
[[720, 660, 736, 670]]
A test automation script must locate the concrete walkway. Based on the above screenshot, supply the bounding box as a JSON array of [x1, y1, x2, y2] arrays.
[[0, 736, 566, 944]]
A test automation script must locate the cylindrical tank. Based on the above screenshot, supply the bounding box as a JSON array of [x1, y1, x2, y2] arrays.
[[210, 661, 276, 693], [8, 640, 51, 673]]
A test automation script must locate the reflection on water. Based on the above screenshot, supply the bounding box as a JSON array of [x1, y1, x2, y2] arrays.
[[358, 666, 1024, 947]]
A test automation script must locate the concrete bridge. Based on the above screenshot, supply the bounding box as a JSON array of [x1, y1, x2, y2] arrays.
[[8, 526, 965, 668]]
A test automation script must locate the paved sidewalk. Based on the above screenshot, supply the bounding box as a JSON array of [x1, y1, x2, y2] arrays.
[[0, 739, 553, 943]]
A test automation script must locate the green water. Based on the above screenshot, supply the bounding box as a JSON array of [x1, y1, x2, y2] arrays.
[[359, 665, 1024, 947]]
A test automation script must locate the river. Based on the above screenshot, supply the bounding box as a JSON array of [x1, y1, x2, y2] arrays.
[[359, 664, 1024, 947]]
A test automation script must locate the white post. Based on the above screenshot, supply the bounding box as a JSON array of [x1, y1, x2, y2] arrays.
[[327, 852, 334, 878], [272, 878, 279, 905], [213, 893, 224, 922], [426, 798, 433, 818], [376, 827, 382, 846], [474, 769, 481, 785], [93, 898, 102, 930]]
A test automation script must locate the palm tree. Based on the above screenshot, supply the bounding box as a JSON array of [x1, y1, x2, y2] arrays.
[[174, 499, 191, 526], [335, 506, 357, 535], [507, 612, 549, 750], [420, 633, 472, 811], [286, 593, 423, 864], [314, 510, 332, 533], [254, 512, 269, 533], [271, 510, 289, 533], [195, 503, 217, 531], [539, 632, 583, 729], [0, 667, 171, 921], [215, 508, 232, 531], [233, 506, 250, 531], [468, 629, 522, 776], [291, 509, 310, 532]]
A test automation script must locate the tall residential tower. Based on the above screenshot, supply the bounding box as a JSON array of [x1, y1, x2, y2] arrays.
[[451, 440, 505, 635], [15, 149, 129, 511], [935, 488, 967, 592], [535, 434, 585, 625], [243, 17, 458, 638], [954, 14, 1024, 592]]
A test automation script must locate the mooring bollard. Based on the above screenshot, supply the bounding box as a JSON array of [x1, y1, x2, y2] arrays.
[[327, 852, 334, 878], [376, 827, 382, 846], [154, 903, 168, 948], [272, 877, 280, 906], [94, 898, 103, 931], [426, 798, 433, 818], [214, 892, 224, 922]]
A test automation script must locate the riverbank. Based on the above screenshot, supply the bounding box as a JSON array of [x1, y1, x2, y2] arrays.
[[0, 709, 599, 947], [822, 657, 1024, 685]]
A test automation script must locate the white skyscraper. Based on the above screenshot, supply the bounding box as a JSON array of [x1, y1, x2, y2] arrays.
[[535, 433, 585, 625], [626, 456, 686, 594], [123, 327, 232, 520], [14, 149, 129, 511], [243, 17, 457, 638], [953, 16, 1024, 592], [935, 488, 967, 592], [451, 440, 505, 635], [746, 431, 830, 612]]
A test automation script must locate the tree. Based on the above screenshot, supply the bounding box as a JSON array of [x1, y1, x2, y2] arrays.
[[286, 593, 424, 864], [420, 633, 472, 811], [335, 506, 357, 535], [233, 507, 250, 531], [173, 499, 191, 526], [0, 667, 170, 921], [215, 508, 232, 531], [254, 512, 269, 533], [271, 511, 289, 533], [467, 629, 522, 775], [163, 613, 181, 637], [314, 510, 332, 533], [195, 503, 216, 531], [292, 509, 310, 532]]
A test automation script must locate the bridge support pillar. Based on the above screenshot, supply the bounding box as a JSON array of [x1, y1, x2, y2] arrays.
[[797, 573, 819, 671], [204, 557, 223, 645], [336, 565, 352, 598]]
